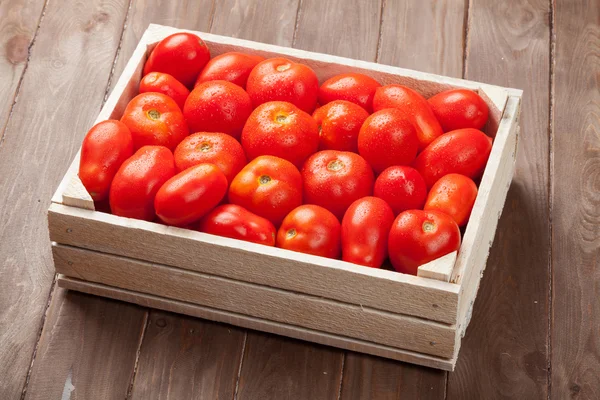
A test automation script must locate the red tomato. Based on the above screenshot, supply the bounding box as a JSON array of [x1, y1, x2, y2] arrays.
[[424, 173, 478, 227], [277, 205, 341, 259], [241, 101, 319, 168], [246, 58, 318, 113], [318, 73, 381, 112], [373, 85, 443, 150], [183, 80, 253, 140], [302, 150, 374, 220], [79, 120, 133, 201], [341, 197, 394, 268], [143, 32, 210, 88], [195, 52, 265, 89], [155, 163, 227, 227], [428, 89, 489, 131], [413, 128, 493, 188], [174, 132, 246, 183], [139, 72, 190, 110], [109, 146, 175, 221], [229, 155, 302, 226], [374, 166, 427, 215], [358, 108, 419, 174], [312, 100, 369, 152], [388, 210, 461, 275], [198, 204, 276, 246], [120, 92, 189, 151]]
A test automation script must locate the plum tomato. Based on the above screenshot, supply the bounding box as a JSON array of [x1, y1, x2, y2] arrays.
[[312, 100, 369, 152], [183, 80, 253, 140], [428, 89, 489, 131], [109, 146, 175, 221], [241, 101, 319, 168], [79, 120, 133, 202], [318, 73, 381, 113], [246, 57, 319, 113], [341, 197, 394, 268], [198, 204, 276, 246], [228, 155, 303, 226], [276, 204, 341, 259], [154, 163, 228, 227], [424, 173, 478, 227], [388, 210, 461, 275], [195, 52, 265, 89], [302, 150, 374, 220], [374, 166, 427, 215], [139, 72, 190, 110], [120, 92, 189, 151]]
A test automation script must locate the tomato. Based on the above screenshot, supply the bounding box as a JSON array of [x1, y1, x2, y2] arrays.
[[318, 73, 381, 112], [341, 197, 394, 268], [139, 72, 190, 110], [358, 108, 419, 174], [241, 101, 319, 168], [246, 58, 318, 113], [428, 89, 489, 131], [121, 92, 189, 151], [195, 52, 265, 89], [388, 210, 461, 275], [373, 85, 443, 150], [143, 32, 210, 88], [413, 128, 493, 188], [312, 100, 369, 152], [183, 80, 253, 140], [155, 164, 227, 227], [198, 204, 276, 246], [229, 155, 302, 226], [109, 146, 175, 221], [79, 120, 133, 201], [424, 173, 478, 227], [374, 166, 427, 215], [276, 205, 341, 259], [302, 150, 374, 220], [174, 132, 246, 183]]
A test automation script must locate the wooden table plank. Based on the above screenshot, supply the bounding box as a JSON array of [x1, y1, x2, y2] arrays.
[[446, 1, 551, 398], [551, 0, 600, 398]]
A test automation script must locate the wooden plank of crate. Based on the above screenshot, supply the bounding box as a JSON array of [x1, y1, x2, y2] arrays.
[[52, 243, 457, 358], [417, 251, 457, 282], [57, 275, 456, 371]]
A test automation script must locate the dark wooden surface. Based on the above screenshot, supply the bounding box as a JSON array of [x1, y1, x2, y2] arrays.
[[0, 0, 598, 399]]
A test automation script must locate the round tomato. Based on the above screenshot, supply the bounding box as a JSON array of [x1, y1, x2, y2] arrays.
[[195, 52, 265, 89], [313, 100, 369, 152], [413, 128, 493, 188], [373, 85, 443, 150], [155, 163, 227, 227], [388, 210, 461, 275], [174, 132, 246, 183], [198, 204, 276, 246], [143, 32, 210, 88], [318, 73, 381, 112], [341, 197, 394, 268], [120, 92, 189, 151], [424, 173, 478, 227], [276, 205, 341, 259], [358, 108, 419, 173], [229, 155, 302, 226], [246, 58, 318, 113], [428, 89, 489, 131], [302, 150, 374, 220], [241, 101, 319, 168], [139, 72, 190, 110], [109, 146, 175, 221], [374, 166, 427, 215], [79, 120, 133, 201], [183, 80, 252, 140]]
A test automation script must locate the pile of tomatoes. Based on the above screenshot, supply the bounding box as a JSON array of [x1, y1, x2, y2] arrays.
[[79, 32, 492, 276]]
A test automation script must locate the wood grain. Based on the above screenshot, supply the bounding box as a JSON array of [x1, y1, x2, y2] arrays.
[[447, 0, 551, 398], [551, 0, 600, 398]]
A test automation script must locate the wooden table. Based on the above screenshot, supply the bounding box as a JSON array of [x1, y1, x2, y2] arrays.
[[0, 0, 597, 398]]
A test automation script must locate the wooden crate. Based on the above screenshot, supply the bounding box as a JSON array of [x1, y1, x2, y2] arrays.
[[48, 24, 522, 371]]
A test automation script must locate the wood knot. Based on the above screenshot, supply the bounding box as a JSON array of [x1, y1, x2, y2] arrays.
[[83, 11, 110, 32], [155, 318, 167, 328], [570, 383, 581, 395], [6, 34, 30, 65]]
